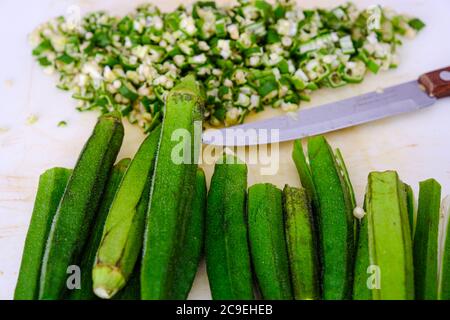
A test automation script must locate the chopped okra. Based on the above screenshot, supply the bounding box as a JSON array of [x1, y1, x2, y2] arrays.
[[30, 0, 424, 128]]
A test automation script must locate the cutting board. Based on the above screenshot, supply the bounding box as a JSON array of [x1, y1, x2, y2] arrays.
[[1, 0, 449, 300]]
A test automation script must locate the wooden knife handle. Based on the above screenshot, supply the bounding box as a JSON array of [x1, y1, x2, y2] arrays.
[[419, 66, 450, 99]]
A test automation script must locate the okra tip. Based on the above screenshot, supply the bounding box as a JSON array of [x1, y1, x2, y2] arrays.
[[92, 265, 126, 299], [101, 110, 123, 122], [115, 158, 131, 170], [170, 75, 205, 101]]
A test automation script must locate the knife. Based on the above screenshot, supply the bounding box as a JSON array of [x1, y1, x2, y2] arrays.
[[202, 66, 450, 146]]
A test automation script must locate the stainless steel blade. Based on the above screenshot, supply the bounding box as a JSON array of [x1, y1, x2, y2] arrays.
[[202, 80, 436, 146]]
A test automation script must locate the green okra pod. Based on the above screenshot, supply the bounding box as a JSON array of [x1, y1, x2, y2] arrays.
[[93, 125, 161, 299], [307, 136, 354, 300], [414, 178, 441, 300], [248, 183, 293, 300], [171, 168, 207, 299], [364, 171, 414, 300], [438, 196, 450, 300], [141, 75, 204, 299], [14, 168, 72, 300], [69, 158, 130, 300], [354, 181, 415, 300], [205, 154, 254, 300], [39, 112, 124, 300], [283, 185, 320, 300]]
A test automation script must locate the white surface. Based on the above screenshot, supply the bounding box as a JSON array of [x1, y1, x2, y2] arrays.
[[0, 0, 449, 300]]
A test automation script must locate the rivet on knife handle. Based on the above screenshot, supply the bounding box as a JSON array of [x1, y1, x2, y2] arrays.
[[419, 66, 450, 98]]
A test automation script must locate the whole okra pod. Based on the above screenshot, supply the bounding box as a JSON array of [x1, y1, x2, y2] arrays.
[[283, 185, 320, 300], [69, 158, 130, 300], [141, 75, 204, 299], [304, 136, 355, 300], [354, 171, 414, 300], [248, 183, 293, 300], [39, 112, 124, 300], [206, 154, 254, 300], [93, 125, 161, 299], [414, 179, 441, 300], [14, 168, 71, 300]]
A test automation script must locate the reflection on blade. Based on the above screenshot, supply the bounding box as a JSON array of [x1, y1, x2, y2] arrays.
[[202, 80, 436, 146]]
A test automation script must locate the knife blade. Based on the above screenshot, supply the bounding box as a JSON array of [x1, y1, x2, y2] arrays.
[[202, 66, 450, 146]]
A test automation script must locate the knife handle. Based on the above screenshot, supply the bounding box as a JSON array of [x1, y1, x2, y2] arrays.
[[419, 66, 450, 99]]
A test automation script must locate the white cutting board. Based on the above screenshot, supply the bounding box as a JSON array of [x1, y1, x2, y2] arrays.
[[0, 0, 449, 300]]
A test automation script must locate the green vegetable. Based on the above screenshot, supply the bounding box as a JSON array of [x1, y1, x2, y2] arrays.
[[326, 71, 347, 88], [408, 18, 426, 31], [26, 114, 38, 125], [32, 39, 52, 56], [307, 136, 354, 300], [205, 154, 254, 300], [292, 140, 318, 211], [93, 125, 162, 299], [171, 168, 207, 299], [57, 121, 67, 127], [341, 62, 365, 82], [282, 185, 320, 300], [56, 54, 75, 65], [114, 266, 141, 300], [141, 75, 204, 300], [352, 206, 371, 300], [336, 147, 359, 245], [30, 1, 424, 128], [118, 81, 139, 101], [414, 179, 441, 300], [363, 171, 414, 300], [404, 183, 415, 237], [39, 112, 124, 300], [14, 168, 72, 300], [69, 158, 130, 300], [439, 197, 450, 300], [248, 183, 293, 300]]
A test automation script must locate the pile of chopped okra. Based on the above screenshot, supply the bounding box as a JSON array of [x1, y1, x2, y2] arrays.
[[30, 0, 425, 130]]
